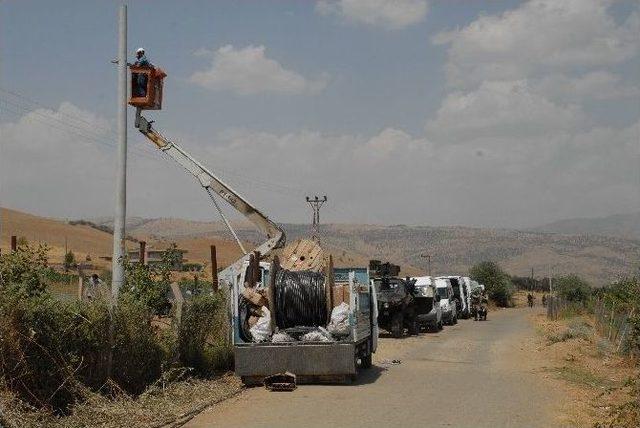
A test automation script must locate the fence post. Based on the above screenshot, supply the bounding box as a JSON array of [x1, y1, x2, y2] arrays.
[[78, 272, 84, 301], [139, 241, 146, 265], [608, 302, 616, 341], [170, 282, 184, 326], [210, 245, 218, 292], [10, 235, 17, 252]]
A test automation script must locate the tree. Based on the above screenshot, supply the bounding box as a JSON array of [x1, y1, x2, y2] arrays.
[[553, 274, 591, 303], [469, 261, 514, 307], [122, 244, 180, 315], [63, 251, 76, 272]]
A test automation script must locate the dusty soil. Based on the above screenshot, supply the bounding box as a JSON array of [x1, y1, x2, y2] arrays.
[[532, 311, 639, 427], [186, 307, 566, 428]]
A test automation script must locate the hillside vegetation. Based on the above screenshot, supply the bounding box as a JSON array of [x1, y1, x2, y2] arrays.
[[98, 217, 640, 285]]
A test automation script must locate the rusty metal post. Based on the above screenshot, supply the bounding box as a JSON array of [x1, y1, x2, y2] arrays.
[[139, 240, 146, 265], [210, 245, 218, 291], [10, 236, 17, 252]]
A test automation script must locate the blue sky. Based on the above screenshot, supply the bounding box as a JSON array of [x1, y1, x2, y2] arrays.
[[1, 0, 639, 228]]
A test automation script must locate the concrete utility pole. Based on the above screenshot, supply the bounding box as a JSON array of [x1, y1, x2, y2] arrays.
[[306, 195, 327, 242], [111, 4, 128, 302]]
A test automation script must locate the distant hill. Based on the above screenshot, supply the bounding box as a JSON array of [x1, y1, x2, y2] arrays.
[[0, 208, 245, 271], [1, 207, 117, 268], [533, 212, 640, 240], [91, 216, 640, 286]]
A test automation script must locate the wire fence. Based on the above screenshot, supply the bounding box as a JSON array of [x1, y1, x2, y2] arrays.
[[546, 296, 568, 321], [593, 299, 637, 357], [547, 296, 638, 357]]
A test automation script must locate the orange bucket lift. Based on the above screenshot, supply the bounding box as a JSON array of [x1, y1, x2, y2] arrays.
[[129, 66, 167, 110]]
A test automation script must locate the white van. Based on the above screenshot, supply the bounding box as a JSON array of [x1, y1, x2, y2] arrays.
[[434, 277, 457, 325], [411, 276, 443, 332], [440, 276, 470, 319]]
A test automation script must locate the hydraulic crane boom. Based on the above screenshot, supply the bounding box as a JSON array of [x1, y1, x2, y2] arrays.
[[135, 112, 285, 278]]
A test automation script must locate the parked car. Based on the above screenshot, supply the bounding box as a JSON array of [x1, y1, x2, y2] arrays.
[[439, 276, 470, 319], [411, 276, 443, 332], [434, 277, 457, 325]]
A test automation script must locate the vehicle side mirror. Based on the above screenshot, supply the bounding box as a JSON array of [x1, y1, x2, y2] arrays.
[[435, 295, 441, 302]]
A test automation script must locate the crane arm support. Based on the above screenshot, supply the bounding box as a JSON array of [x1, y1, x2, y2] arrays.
[[136, 114, 285, 277]]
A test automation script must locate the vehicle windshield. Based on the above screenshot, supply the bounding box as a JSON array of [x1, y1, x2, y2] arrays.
[[374, 278, 400, 291], [436, 287, 448, 298], [415, 285, 434, 297]]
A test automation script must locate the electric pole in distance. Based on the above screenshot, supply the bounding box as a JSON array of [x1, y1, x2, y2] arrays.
[[306, 195, 327, 242], [420, 253, 432, 277]]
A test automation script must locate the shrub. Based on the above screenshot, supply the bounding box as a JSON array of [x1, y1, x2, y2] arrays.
[[0, 241, 232, 416], [469, 261, 515, 307], [546, 320, 591, 344], [554, 274, 591, 303], [63, 251, 76, 272], [120, 244, 183, 315], [178, 293, 232, 376], [0, 243, 50, 296], [0, 289, 165, 413]]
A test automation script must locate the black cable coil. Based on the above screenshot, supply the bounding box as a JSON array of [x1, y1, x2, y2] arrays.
[[274, 269, 327, 329]]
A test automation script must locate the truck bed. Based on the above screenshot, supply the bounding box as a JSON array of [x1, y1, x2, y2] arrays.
[[235, 340, 365, 382]]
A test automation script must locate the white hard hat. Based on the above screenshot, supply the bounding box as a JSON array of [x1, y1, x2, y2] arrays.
[[136, 47, 145, 54]]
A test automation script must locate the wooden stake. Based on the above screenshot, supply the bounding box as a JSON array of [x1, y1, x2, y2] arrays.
[[252, 251, 261, 286], [139, 241, 146, 265], [170, 282, 184, 326], [210, 245, 218, 292], [10, 235, 17, 252]]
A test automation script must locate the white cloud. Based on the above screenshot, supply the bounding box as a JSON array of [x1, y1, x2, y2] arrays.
[[425, 80, 585, 142], [316, 0, 428, 30], [189, 45, 328, 95], [1, 101, 637, 228], [535, 71, 640, 102], [434, 0, 640, 88]]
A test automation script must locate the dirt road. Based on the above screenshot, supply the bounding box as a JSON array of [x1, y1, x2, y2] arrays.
[[187, 308, 564, 427]]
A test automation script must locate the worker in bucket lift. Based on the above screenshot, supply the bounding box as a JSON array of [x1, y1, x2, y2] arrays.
[[132, 47, 153, 97]]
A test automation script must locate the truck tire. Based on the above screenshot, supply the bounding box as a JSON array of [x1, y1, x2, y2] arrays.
[[391, 312, 404, 338], [361, 352, 373, 368]]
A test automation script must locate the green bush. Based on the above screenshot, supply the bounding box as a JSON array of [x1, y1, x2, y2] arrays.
[[554, 274, 591, 303], [601, 277, 640, 357], [469, 261, 515, 307], [0, 290, 164, 413], [0, 243, 51, 296], [120, 244, 183, 315], [178, 293, 232, 376], [63, 251, 76, 272], [0, 242, 231, 415]]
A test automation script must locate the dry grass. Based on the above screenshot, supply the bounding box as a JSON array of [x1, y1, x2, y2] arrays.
[[0, 374, 242, 428], [533, 312, 638, 427]]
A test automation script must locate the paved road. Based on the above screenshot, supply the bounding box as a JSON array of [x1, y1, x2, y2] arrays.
[[187, 308, 563, 428]]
